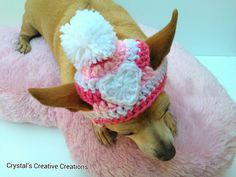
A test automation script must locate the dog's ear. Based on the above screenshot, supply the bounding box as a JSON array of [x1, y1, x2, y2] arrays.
[[28, 83, 92, 111], [146, 9, 178, 70]]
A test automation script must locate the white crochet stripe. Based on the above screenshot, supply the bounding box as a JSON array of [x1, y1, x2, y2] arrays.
[[124, 39, 140, 61], [60, 10, 117, 70]]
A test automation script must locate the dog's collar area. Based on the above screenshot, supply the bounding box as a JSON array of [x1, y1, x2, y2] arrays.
[[60, 9, 168, 125]]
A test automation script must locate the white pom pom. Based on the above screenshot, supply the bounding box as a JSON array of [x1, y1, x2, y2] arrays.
[[60, 10, 117, 70]]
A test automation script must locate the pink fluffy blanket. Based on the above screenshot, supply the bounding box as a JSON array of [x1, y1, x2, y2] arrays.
[[0, 26, 236, 177]]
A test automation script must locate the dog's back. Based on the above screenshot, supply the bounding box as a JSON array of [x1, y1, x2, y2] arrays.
[[23, 0, 89, 49], [20, 0, 147, 83], [23, 0, 146, 53]]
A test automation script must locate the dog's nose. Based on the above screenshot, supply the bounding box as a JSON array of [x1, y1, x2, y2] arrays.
[[155, 144, 176, 161]]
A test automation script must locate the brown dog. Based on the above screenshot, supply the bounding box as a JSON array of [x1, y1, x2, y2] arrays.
[[17, 0, 178, 161]]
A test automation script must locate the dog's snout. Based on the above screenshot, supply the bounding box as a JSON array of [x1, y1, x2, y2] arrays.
[[155, 144, 176, 161]]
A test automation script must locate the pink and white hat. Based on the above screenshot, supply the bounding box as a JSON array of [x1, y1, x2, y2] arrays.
[[60, 10, 167, 125]]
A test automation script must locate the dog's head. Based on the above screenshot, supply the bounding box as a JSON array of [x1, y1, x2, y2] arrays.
[[106, 91, 176, 161], [29, 10, 178, 161]]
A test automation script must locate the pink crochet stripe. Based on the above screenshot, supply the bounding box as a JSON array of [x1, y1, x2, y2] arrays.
[[141, 66, 156, 86], [80, 41, 127, 79], [135, 40, 150, 70], [93, 74, 167, 125], [75, 84, 102, 105]]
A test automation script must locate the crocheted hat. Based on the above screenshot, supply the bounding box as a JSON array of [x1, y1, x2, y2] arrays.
[[60, 10, 167, 125]]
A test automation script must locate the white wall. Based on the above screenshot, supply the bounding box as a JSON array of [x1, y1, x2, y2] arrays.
[[0, 0, 25, 26], [0, 0, 235, 56], [114, 0, 236, 56]]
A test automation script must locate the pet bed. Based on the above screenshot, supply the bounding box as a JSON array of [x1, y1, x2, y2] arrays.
[[0, 26, 236, 177]]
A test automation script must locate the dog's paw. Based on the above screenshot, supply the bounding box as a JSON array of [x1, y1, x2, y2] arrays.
[[92, 124, 117, 146], [16, 36, 31, 54]]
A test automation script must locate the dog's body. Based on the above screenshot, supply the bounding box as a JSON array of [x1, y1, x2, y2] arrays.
[[19, 0, 146, 84], [18, 0, 178, 161]]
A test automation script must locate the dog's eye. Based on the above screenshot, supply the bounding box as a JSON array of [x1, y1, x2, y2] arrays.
[[160, 105, 170, 119], [165, 106, 169, 112], [165, 104, 170, 112], [122, 132, 134, 136]]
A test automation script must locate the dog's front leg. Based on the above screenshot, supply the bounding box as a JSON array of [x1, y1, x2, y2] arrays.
[[92, 123, 117, 146], [17, 13, 40, 54]]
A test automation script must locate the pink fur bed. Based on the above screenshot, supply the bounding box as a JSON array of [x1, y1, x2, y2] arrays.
[[0, 26, 236, 177]]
